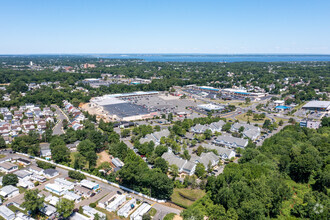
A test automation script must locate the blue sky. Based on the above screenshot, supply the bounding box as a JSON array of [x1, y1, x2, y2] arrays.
[[0, 0, 330, 54]]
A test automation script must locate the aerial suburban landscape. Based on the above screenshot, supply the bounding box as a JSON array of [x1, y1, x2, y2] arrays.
[[0, 0, 329, 220]]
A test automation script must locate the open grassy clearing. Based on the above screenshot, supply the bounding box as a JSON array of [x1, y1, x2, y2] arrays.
[[235, 113, 271, 124], [171, 188, 206, 208]]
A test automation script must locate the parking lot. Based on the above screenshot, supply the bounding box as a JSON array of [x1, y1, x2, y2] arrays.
[[123, 93, 204, 114]]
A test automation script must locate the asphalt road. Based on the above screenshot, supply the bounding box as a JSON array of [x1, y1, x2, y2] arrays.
[[52, 105, 68, 135]]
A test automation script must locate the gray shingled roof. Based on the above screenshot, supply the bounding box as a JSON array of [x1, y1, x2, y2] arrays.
[[214, 135, 248, 148], [162, 152, 186, 169]]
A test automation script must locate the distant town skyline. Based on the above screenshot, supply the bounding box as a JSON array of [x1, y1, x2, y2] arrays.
[[1, 0, 330, 54]]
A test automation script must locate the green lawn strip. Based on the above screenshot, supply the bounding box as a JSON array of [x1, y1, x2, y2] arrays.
[[149, 207, 157, 216], [163, 213, 176, 220], [95, 207, 128, 220]]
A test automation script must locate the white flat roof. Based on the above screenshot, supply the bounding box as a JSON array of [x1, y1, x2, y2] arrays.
[[0, 205, 14, 218], [303, 101, 330, 109], [198, 104, 224, 110], [80, 180, 98, 189]]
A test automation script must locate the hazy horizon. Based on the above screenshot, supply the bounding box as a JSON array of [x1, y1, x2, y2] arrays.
[[1, 0, 330, 54]]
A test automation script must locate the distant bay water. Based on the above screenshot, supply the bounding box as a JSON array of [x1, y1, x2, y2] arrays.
[[101, 54, 330, 62]]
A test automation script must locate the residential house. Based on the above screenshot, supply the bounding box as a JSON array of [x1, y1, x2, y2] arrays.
[[29, 165, 44, 175], [190, 152, 219, 169], [31, 174, 47, 183], [231, 123, 261, 140], [0, 205, 15, 220], [162, 151, 196, 175], [13, 170, 32, 180], [14, 212, 34, 220], [43, 169, 59, 178], [213, 135, 248, 149], [0, 185, 19, 198], [54, 178, 75, 190], [190, 121, 225, 134], [216, 147, 236, 160], [40, 149, 51, 157], [0, 162, 18, 173], [45, 195, 60, 206], [17, 179, 34, 189], [106, 194, 127, 212], [80, 179, 99, 190], [118, 199, 136, 218], [45, 183, 66, 196], [112, 157, 125, 168], [15, 158, 31, 166], [130, 202, 151, 220], [140, 129, 170, 145], [63, 191, 81, 203], [82, 206, 106, 219], [41, 204, 56, 217]]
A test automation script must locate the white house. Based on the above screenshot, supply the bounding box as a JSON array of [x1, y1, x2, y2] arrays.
[[17, 179, 34, 189], [45, 183, 66, 196], [0, 162, 18, 174], [80, 180, 99, 190], [63, 191, 81, 203], [41, 204, 56, 217], [45, 195, 60, 206], [0, 205, 15, 220], [31, 174, 47, 183], [82, 206, 106, 219], [29, 165, 44, 175], [54, 178, 75, 190], [13, 170, 32, 180], [118, 199, 136, 218], [130, 203, 151, 220], [0, 185, 19, 198], [106, 194, 127, 212]]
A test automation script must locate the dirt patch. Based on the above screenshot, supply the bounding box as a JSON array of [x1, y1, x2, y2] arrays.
[[173, 215, 183, 220], [97, 151, 112, 167], [81, 103, 111, 122]]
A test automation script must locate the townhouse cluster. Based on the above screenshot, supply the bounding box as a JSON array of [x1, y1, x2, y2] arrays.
[[0, 104, 55, 143], [63, 100, 85, 130], [159, 121, 260, 176]]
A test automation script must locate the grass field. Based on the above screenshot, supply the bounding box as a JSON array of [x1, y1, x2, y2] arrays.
[[171, 188, 206, 208], [0, 154, 6, 159], [235, 113, 270, 124]]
